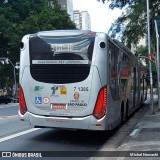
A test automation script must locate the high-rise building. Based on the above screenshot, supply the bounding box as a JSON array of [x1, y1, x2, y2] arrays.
[[81, 11, 91, 30], [73, 10, 81, 29], [57, 0, 74, 21], [73, 10, 91, 30], [48, 0, 73, 21]]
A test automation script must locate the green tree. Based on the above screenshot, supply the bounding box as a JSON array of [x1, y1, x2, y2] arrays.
[[99, 0, 159, 87], [0, 0, 76, 87], [137, 45, 148, 57], [100, 0, 160, 49]]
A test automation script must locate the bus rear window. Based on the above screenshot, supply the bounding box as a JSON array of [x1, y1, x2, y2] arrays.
[[29, 33, 95, 84], [29, 34, 95, 65]]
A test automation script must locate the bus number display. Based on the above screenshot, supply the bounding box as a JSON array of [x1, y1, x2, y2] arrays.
[[74, 87, 89, 92]]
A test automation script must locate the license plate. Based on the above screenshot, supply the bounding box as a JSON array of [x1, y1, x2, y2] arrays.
[[51, 104, 67, 110]]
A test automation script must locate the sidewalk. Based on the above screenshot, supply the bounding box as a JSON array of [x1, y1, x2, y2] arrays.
[[95, 91, 160, 160], [118, 104, 160, 145], [111, 103, 160, 160]]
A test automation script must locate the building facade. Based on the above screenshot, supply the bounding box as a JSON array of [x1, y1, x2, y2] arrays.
[[48, 0, 74, 21], [73, 10, 81, 29], [57, 0, 74, 21], [81, 11, 91, 30], [73, 10, 91, 30]]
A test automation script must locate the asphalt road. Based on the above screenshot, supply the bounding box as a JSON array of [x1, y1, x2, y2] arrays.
[[0, 103, 149, 160], [0, 103, 19, 116]]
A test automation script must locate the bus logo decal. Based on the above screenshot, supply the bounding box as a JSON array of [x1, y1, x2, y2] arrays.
[[68, 103, 87, 107], [51, 86, 58, 95], [74, 92, 79, 100], [43, 97, 50, 104], [60, 86, 67, 95], [35, 97, 42, 104], [34, 86, 44, 91]]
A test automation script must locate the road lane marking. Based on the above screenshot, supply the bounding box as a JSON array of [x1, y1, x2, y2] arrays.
[[129, 128, 139, 136], [0, 128, 41, 143], [0, 115, 18, 119]]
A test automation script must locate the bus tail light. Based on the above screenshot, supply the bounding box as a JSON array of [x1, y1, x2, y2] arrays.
[[93, 86, 107, 119], [19, 85, 28, 115]]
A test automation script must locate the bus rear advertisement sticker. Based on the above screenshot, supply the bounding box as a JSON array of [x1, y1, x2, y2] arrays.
[[43, 97, 50, 104], [60, 86, 67, 95]]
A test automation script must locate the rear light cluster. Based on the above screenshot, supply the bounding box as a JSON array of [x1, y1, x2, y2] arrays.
[[93, 86, 107, 119], [19, 85, 28, 115]]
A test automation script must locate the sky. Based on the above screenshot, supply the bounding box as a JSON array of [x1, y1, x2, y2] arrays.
[[73, 0, 122, 33]]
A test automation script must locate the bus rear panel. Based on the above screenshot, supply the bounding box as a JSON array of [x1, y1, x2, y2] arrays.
[[19, 30, 109, 130]]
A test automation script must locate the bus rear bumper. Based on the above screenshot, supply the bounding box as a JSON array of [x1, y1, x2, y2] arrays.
[[19, 112, 108, 131]]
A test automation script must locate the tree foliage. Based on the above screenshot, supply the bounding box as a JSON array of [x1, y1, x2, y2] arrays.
[[98, 0, 159, 87], [137, 45, 148, 57], [0, 0, 76, 87], [101, 0, 160, 49]]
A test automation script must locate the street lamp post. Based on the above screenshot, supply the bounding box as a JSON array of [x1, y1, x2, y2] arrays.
[[146, 0, 155, 114]]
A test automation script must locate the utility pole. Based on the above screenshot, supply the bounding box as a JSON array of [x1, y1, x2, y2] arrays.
[[155, 18, 160, 110], [146, 0, 155, 114]]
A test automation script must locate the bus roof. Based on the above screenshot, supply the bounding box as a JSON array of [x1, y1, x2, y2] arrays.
[[36, 30, 93, 37]]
